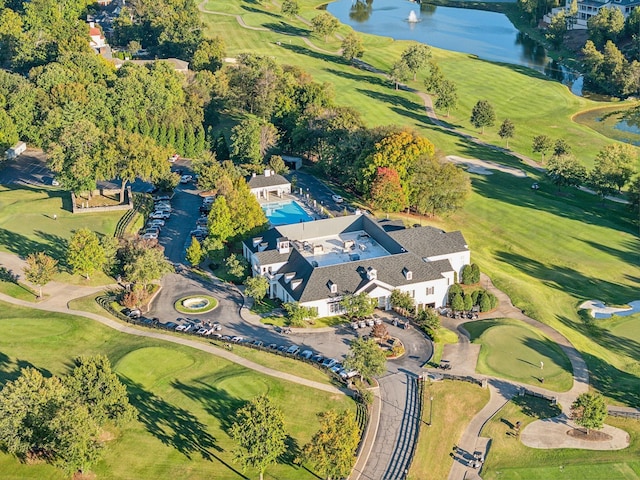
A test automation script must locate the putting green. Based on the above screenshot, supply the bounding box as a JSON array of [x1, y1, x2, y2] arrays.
[[465, 319, 573, 392]]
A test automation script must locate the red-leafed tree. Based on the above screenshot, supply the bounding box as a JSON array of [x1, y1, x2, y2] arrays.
[[370, 167, 407, 212]]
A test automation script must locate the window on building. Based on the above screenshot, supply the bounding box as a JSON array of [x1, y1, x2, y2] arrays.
[[329, 302, 343, 314], [426, 286, 434, 295], [411, 290, 415, 298]]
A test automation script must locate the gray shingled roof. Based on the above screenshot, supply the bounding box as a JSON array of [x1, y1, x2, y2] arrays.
[[248, 173, 290, 189], [387, 226, 468, 258]]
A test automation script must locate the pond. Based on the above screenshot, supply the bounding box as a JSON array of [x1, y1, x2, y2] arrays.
[[326, 0, 582, 94]]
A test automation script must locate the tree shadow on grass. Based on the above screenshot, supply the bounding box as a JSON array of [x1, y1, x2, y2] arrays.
[[512, 395, 561, 419], [0, 355, 51, 387], [278, 42, 337, 64], [0, 228, 49, 260], [33, 230, 68, 263], [263, 22, 310, 37], [122, 378, 221, 461], [170, 379, 247, 433], [325, 67, 388, 88]]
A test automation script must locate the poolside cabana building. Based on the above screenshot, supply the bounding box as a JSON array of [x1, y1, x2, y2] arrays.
[[248, 169, 291, 200]]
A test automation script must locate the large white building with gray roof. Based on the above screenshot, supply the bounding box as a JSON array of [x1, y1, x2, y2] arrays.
[[242, 214, 470, 318]]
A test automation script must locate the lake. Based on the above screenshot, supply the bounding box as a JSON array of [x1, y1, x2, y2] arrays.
[[326, 0, 582, 94]]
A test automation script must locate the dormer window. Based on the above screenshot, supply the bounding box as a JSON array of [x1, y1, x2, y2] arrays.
[[277, 237, 290, 254], [285, 273, 295, 283], [258, 242, 268, 252], [291, 279, 302, 289], [328, 280, 337, 293], [366, 267, 377, 281], [252, 237, 263, 248], [403, 267, 413, 281]]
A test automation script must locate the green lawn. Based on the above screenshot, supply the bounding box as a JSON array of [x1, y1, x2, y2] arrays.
[[0, 301, 355, 479], [464, 319, 574, 391], [409, 380, 490, 480], [481, 395, 640, 480]]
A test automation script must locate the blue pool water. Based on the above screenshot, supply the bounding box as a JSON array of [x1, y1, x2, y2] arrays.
[[263, 200, 313, 226]]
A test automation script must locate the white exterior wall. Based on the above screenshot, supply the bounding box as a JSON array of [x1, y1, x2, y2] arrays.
[[427, 250, 470, 279], [394, 278, 450, 310]]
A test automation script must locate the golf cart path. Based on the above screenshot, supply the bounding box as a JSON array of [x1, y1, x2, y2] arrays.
[[0, 253, 344, 396], [439, 273, 631, 480]]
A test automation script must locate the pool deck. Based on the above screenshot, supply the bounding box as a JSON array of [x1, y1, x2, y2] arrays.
[[260, 193, 327, 225]]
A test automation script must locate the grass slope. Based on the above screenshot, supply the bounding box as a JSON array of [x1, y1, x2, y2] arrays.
[[0, 301, 355, 479], [464, 319, 573, 391]]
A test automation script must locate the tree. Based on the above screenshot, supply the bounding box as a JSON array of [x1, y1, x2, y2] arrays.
[[24, 252, 58, 298], [629, 174, 640, 216], [245, 275, 269, 305], [225, 253, 248, 281], [0, 108, 18, 152], [546, 10, 568, 48], [434, 79, 458, 117], [390, 289, 415, 312], [553, 138, 571, 157], [593, 143, 637, 192], [400, 43, 432, 80], [281, 0, 300, 17], [571, 393, 607, 434], [64, 355, 136, 427], [450, 292, 464, 312], [283, 301, 318, 327], [588, 6, 625, 48], [424, 61, 445, 93], [343, 337, 387, 380], [191, 37, 225, 72], [532, 135, 553, 162], [369, 166, 407, 212], [498, 119, 515, 148], [268, 155, 289, 175], [303, 410, 361, 480], [123, 246, 173, 288], [546, 154, 586, 191], [470, 100, 495, 134], [231, 118, 263, 165], [311, 12, 339, 42], [208, 195, 235, 243], [415, 308, 440, 333], [341, 32, 365, 62], [340, 292, 376, 320], [461, 264, 474, 284], [230, 395, 287, 480], [390, 60, 411, 90], [186, 237, 204, 266], [409, 156, 470, 217], [67, 228, 105, 280]]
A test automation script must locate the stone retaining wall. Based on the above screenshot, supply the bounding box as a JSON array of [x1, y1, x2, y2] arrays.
[[72, 186, 133, 214]]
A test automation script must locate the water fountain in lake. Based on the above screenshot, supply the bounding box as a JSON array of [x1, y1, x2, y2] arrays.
[[407, 10, 419, 22]]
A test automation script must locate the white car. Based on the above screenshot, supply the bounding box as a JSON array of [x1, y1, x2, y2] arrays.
[[147, 219, 165, 227], [331, 194, 343, 203], [180, 175, 193, 184], [150, 211, 170, 220], [142, 232, 158, 240], [155, 205, 172, 213], [169, 154, 179, 163]]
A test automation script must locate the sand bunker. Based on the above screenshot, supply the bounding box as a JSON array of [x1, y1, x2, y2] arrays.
[[446, 155, 528, 178], [579, 300, 640, 319]]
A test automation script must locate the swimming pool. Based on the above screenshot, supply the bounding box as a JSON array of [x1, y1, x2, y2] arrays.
[[263, 200, 313, 225]]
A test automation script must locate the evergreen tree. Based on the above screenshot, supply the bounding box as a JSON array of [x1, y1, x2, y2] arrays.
[[184, 126, 196, 157], [195, 125, 206, 155], [174, 126, 185, 155]]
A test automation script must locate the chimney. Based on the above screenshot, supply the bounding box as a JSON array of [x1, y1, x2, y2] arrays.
[[277, 237, 290, 254], [90, 21, 95, 27], [264, 169, 271, 177]]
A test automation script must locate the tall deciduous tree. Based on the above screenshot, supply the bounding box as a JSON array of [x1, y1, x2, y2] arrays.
[[123, 246, 173, 287], [424, 61, 445, 93], [208, 196, 235, 243], [628, 174, 640, 216], [24, 251, 58, 298], [434, 79, 458, 117], [390, 60, 410, 90], [532, 134, 553, 162], [303, 410, 361, 480], [340, 292, 376, 320], [186, 237, 204, 266], [231, 118, 263, 165], [230, 395, 287, 480], [244, 275, 269, 305], [400, 43, 432, 80], [546, 154, 586, 191], [369, 166, 407, 212], [571, 393, 607, 434], [593, 143, 637, 192], [64, 355, 136, 426], [498, 118, 515, 148], [546, 10, 568, 48], [341, 32, 365, 62], [281, 0, 300, 18], [343, 337, 387, 380], [553, 138, 571, 157], [191, 37, 225, 72], [311, 12, 339, 42], [67, 228, 105, 280], [409, 157, 470, 217], [0, 108, 18, 152], [470, 100, 495, 134]]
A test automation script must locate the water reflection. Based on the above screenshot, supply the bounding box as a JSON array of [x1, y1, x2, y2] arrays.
[[329, 0, 582, 94]]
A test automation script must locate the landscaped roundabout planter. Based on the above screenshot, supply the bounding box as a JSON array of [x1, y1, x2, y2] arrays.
[[174, 295, 218, 314]]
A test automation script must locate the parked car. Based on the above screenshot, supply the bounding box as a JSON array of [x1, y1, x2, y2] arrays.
[[312, 354, 324, 363], [155, 205, 172, 213], [145, 227, 160, 236], [299, 350, 314, 359], [331, 194, 343, 203], [340, 369, 359, 379], [322, 358, 337, 368], [365, 318, 375, 327], [150, 211, 170, 220], [351, 322, 359, 330], [147, 219, 165, 228], [169, 153, 180, 162], [286, 345, 300, 355], [253, 340, 264, 347], [330, 363, 343, 373], [268, 343, 278, 350], [231, 336, 244, 343], [197, 328, 208, 335], [153, 194, 171, 202], [180, 174, 193, 184], [175, 324, 187, 331], [142, 232, 158, 240], [211, 323, 222, 331], [183, 324, 194, 332], [163, 321, 178, 330], [358, 320, 366, 328], [202, 195, 215, 204]]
